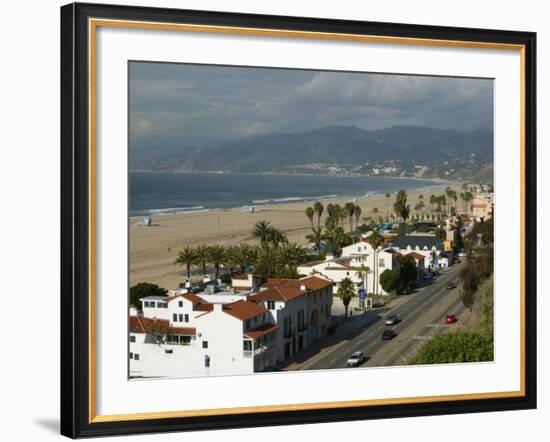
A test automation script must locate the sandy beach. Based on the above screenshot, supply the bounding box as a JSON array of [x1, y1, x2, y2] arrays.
[[130, 183, 460, 289]]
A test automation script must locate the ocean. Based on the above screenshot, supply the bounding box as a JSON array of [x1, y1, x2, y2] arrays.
[[129, 171, 442, 217]]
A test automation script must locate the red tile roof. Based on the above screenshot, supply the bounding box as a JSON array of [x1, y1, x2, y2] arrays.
[[130, 316, 196, 336], [299, 276, 333, 290], [249, 286, 305, 302], [262, 276, 331, 292], [244, 323, 278, 340], [168, 326, 196, 336], [407, 252, 426, 260], [222, 300, 267, 321]]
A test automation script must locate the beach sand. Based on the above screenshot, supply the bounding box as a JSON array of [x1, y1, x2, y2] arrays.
[[130, 184, 459, 290]]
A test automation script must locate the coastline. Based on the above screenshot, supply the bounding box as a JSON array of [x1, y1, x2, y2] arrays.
[[130, 183, 459, 289]]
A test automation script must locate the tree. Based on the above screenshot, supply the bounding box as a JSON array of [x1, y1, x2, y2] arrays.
[[142, 317, 171, 345], [207, 244, 226, 278], [129, 282, 167, 310], [398, 255, 418, 286], [252, 220, 272, 244], [353, 205, 362, 233], [174, 246, 197, 279], [313, 201, 324, 230], [366, 231, 384, 294], [355, 264, 370, 291], [379, 269, 399, 293], [385, 192, 391, 221], [232, 243, 255, 273], [305, 227, 323, 252], [345, 202, 356, 232], [410, 331, 493, 364], [338, 277, 356, 317], [195, 244, 210, 276], [305, 207, 315, 228], [393, 190, 410, 223], [255, 244, 280, 278]]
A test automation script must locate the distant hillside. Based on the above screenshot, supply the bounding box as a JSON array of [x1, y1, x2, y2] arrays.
[[133, 125, 493, 174]]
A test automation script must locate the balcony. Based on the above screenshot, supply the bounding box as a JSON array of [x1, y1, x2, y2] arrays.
[[243, 344, 274, 358]]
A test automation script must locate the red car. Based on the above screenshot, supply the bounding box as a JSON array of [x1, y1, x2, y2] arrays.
[[444, 314, 457, 324]]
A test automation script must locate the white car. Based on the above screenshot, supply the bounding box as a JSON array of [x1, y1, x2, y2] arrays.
[[347, 351, 365, 367]]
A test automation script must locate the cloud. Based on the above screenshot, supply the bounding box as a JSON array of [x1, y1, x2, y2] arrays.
[[129, 62, 493, 150]]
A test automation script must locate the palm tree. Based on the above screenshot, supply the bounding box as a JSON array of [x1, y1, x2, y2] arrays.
[[430, 194, 436, 214], [344, 202, 356, 233], [464, 191, 474, 214], [267, 227, 288, 247], [255, 244, 280, 278], [414, 200, 425, 214], [279, 243, 307, 269], [313, 201, 324, 230], [174, 246, 197, 279], [305, 207, 315, 228], [207, 245, 226, 278], [305, 227, 323, 252], [355, 264, 370, 291], [232, 243, 255, 273], [353, 205, 362, 233], [338, 277, 356, 317], [252, 220, 272, 244], [385, 192, 391, 221], [366, 231, 384, 295], [194, 244, 210, 276]]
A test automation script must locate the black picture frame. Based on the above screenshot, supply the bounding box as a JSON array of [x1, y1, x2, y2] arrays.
[[60, 2, 537, 438]]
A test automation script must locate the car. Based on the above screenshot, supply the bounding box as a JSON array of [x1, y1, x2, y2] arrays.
[[444, 314, 457, 324], [446, 282, 456, 289], [458, 252, 467, 257], [423, 273, 433, 280], [385, 314, 400, 325], [347, 351, 366, 367], [382, 329, 397, 340]]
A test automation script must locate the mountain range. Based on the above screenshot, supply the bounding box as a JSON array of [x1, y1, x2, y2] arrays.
[[131, 125, 493, 174]]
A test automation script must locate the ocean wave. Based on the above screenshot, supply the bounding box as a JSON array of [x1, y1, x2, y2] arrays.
[[148, 206, 204, 214], [251, 194, 338, 205]]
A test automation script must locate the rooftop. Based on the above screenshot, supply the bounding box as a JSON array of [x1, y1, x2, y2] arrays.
[[244, 323, 278, 340], [390, 235, 443, 251], [222, 300, 267, 321]]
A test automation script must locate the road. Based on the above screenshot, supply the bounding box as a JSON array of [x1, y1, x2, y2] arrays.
[[300, 262, 466, 370]]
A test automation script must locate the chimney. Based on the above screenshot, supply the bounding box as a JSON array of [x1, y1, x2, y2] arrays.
[[300, 284, 307, 292], [325, 253, 334, 261], [213, 303, 223, 312]]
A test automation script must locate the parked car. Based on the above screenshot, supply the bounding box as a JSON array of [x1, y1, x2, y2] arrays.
[[444, 314, 457, 324], [446, 282, 456, 289], [423, 272, 433, 281], [347, 351, 366, 367], [458, 252, 467, 257], [385, 314, 400, 325], [382, 329, 397, 340]]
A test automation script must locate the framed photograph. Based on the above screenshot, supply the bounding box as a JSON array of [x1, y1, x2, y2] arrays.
[[60, 2, 537, 438]]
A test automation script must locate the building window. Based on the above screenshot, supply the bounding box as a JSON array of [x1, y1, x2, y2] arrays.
[[134, 353, 140, 361], [202, 341, 208, 349], [178, 301, 183, 307], [267, 301, 275, 310], [129, 352, 133, 359], [129, 335, 136, 343], [379, 258, 385, 268], [144, 301, 149, 308], [184, 314, 189, 323], [178, 314, 183, 322], [172, 313, 177, 322], [246, 320, 251, 329]]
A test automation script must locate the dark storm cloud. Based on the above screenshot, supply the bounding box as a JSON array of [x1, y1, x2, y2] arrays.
[[129, 62, 493, 150]]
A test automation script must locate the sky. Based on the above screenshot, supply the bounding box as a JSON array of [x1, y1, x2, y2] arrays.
[[129, 61, 493, 151]]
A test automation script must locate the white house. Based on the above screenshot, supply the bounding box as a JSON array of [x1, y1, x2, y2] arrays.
[[297, 241, 397, 295], [389, 234, 446, 270], [129, 276, 333, 378], [249, 276, 333, 362]]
